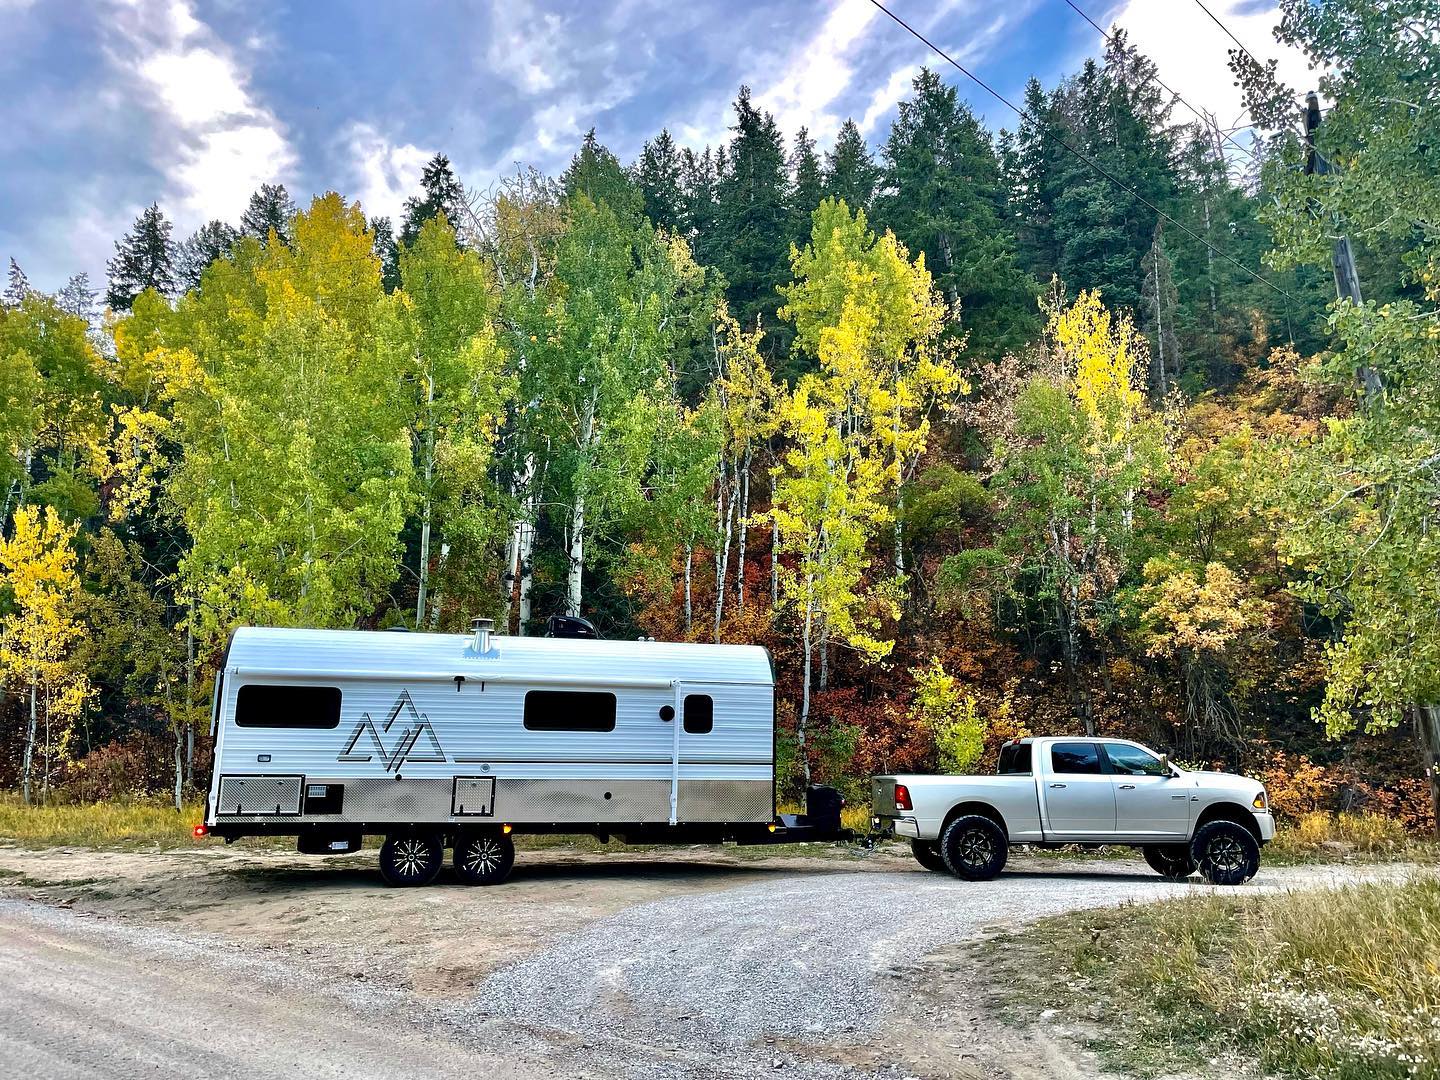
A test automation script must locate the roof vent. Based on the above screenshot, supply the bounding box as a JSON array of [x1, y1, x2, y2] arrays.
[[471, 617, 495, 655], [546, 614, 599, 639]]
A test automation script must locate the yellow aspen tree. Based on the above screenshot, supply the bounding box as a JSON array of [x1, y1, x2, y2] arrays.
[[0, 506, 90, 804]]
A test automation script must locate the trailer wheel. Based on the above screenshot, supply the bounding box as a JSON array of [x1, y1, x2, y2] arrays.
[[1142, 844, 1197, 880], [1191, 820, 1260, 886], [938, 814, 1008, 881], [378, 833, 444, 887], [910, 839, 948, 873], [453, 831, 515, 886]]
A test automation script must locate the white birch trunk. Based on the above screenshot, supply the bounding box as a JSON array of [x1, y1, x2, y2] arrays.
[[566, 395, 597, 618], [415, 373, 435, 627], [736, 448, 751, 610], [798, 586, 814, 786], [771, 517, 779, 608], [22, 684, 36, 806], [683, 543, 693, 633]]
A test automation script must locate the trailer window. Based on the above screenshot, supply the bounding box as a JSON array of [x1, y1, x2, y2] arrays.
[[523, 690, 617, 732], [235, 684, 342, 729], [1050, 742, 1105, 775], [683, 694, 713, 734]]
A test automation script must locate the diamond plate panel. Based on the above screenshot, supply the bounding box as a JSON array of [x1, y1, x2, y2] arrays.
[[217, 775, 302, 816], [676, 780, 772, 822]]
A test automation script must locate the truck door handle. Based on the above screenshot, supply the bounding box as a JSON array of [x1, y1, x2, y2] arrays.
[[1118, 784, 1135, 790], [1049, 783, 1066, 789], [1171, 794, 1189, 800]]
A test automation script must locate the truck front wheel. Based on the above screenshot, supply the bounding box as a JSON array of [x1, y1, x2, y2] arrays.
[[1190, 821, 1260, 885], [910, 839, 947, 873], [1143, 844, 1197, 880], [378, 832, 445, 887], [939, 815, 1008, 881]]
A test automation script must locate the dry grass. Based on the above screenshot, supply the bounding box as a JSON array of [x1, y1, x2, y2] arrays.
[[0, 793, 205, 848], [1269, 811, 1413, 861], [988, 874, 1440, 1079]]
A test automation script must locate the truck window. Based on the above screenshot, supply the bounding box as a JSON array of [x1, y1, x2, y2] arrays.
[[235, 684, 342, 729], [523, 690, 617, 732], [1103, 743, 1169, 776], [1050, 742, 1105, 774], [683, 694, 713, 734], [997, 743, 1032, 774]]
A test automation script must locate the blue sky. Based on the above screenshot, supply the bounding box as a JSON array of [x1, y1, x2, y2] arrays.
[[0, 0, 1314, 292]]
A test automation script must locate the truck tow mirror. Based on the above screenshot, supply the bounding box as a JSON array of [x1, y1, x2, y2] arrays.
[[1159, 754, 1171, 774]]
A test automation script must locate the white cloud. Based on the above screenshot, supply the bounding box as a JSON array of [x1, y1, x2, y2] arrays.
[[1097, 0, 1316, 138], [858, 63, 919, 135], [753, 0, 879, 143], [102, 0, 297, 232], [344, 123, 432, 224]]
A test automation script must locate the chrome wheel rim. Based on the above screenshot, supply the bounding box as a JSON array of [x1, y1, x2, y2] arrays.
[[462, 837, 504, 876], [392, 837, 434, 877], [957, 829, 994, 868]]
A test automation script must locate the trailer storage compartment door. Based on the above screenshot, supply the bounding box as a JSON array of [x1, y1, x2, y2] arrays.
[[217, 775, 303, 816]]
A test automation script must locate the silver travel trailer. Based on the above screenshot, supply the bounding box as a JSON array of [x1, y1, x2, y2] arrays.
[[199, 621, 846, 885]]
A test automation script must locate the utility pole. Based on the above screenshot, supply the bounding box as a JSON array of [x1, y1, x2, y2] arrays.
[[1304, 91, 1381, 399]]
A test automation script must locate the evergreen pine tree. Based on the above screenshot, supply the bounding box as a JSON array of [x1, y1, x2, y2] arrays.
[[681, 146, 722, 266], [713, 87, 791, 363], [1002, 77, 1067, 281], [370, 216, 401, 292], [823, 118, 880, 213], [3, 258, 30, 308], [239, 183, 297, 246], [875, 69, 1039, 358], [561, 130, 644, 223], [57, 272, 98, 324], [105, 203, 176, 311], [400, 154, 465, 248], [634, 129, 685, 233], [788, 127, 824, 242], [175, 219, 239, 293]]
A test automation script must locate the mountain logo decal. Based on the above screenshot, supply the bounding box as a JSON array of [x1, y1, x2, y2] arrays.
[[337, 690, 445, 772]]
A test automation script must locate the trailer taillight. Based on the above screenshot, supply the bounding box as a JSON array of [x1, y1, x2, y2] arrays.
[[893, 784, 912, 811], [192, 824, 208, 838]]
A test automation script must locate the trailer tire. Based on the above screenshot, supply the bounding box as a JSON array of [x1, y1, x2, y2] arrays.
[[1142, 843, 1197, 880], [910, 839, 948, 873], [938, 814, 1008, 881], [454, 831, 515, 886], [1190, 820, 1260, 886], [378, 832, 445, 887]]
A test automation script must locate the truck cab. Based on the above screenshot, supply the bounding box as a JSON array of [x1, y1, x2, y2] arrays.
[[872, 737, 1275, 885]]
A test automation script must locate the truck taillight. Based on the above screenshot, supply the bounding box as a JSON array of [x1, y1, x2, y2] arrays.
[[894, 784, 912, 811]]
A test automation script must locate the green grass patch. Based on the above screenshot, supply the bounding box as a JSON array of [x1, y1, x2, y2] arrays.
[[985, 874, 1440, 1079]]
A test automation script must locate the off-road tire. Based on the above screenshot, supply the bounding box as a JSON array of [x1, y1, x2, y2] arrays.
[[454, 831, 515, 886], [1190, 820, 1260, 886], [938, 814, 1009, 881], [1143, 843, 1197, 881], [378, 832, 445, 887], [910, 839, 948, 873]]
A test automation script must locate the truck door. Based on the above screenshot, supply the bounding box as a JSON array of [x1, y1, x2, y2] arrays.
[[1101, 742, 1192, 839], [1040, 741, 1117, 839]]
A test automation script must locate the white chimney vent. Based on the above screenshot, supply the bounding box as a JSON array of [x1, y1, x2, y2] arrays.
[[471, 617, 495, 655]]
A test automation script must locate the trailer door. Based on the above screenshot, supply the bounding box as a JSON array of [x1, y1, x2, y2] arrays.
[[669, 681, 729, 825]]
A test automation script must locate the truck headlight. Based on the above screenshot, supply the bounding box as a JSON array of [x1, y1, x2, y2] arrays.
[[1252, 791, 1268, 810]]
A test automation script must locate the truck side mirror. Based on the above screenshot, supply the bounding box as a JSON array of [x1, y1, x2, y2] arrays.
[[1159, 754, 1172, 774]]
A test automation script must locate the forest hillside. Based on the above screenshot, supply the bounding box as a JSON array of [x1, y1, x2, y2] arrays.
[[1, 0, 1436, 831]]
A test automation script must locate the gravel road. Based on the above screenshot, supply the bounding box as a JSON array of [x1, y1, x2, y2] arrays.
[[0, 853, 1412, 1080]]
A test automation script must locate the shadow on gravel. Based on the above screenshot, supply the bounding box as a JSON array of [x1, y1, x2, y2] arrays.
[[506, 858, 859, 883]]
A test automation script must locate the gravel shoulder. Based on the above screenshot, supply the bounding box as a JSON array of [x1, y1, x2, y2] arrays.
[[0, 841, 1415, 1079]]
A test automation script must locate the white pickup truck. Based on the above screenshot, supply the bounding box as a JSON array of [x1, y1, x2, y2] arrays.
[[872, 736, 1275, 885]]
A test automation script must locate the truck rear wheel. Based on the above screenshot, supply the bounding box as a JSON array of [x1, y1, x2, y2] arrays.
[[378, 832, 445, 887], [910, 839, 947, 873], [454, 831, 515, 886], [939, 815, 1008, 881], [1190, 820, 1260, 885], [1143, 844, 1197, 880]]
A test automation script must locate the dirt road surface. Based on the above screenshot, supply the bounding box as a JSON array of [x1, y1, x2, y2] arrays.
[[0, 843, 1412, 1079]]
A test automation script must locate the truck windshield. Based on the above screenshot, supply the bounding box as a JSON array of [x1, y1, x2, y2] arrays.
[[997, 743, 1032, 775]]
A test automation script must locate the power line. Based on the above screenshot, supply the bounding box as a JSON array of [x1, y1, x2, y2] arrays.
[[1191, 0, 1264, 70], [863, 0, 1298, 303], [1060, 0, 1256, 161]]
